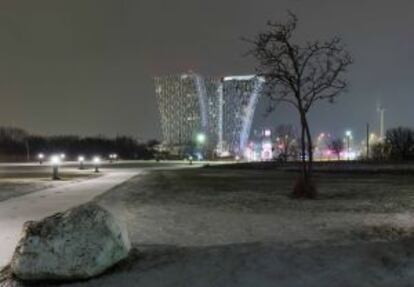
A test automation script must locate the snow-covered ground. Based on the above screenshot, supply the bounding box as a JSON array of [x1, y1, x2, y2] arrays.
[[67, 167, 414, 286], [0, 169, 141, 268], [3, 165, 414, 286], [0, 165, 99, 202]]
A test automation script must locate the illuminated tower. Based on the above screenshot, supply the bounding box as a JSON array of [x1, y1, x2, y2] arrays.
[[154, 73, 263, 158], [154, 72, 219, 154], [221, 75, 264, 155]]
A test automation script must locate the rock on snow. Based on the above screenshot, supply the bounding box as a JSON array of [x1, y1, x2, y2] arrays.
[[10, 202, 131, 281]]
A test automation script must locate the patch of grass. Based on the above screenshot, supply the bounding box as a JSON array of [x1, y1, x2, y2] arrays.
[[357, 225, 414, 241], [102, 166, 414, 215]]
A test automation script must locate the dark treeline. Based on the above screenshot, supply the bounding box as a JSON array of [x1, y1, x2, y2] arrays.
[[371, 127, 414, 161], [0, 127, 159, 162]]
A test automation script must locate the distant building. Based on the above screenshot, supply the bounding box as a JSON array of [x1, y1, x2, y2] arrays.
[[221, 75, 264, 155], [154, 72, 264, 158]]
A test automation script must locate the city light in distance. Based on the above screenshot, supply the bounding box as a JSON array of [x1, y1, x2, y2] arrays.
[[109, 154, 118, 159], [196, 133, 206, 144]]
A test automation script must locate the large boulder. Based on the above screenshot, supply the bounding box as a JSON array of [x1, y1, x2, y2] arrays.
[[10, 203, 131, 281]]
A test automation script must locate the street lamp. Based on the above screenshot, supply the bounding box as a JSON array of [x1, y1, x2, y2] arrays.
[[50, 155, 61, 180], [345, 130, 352, 160], [38, 153, 44, 165], [196, 133, 206, 144], [188, 155, 193, 165], [78, 156, 85, 170], [109, 153, 118, 163], [60, 153, 66, 161], [196, 133, 207, 160], [93, 156, 101, 173]]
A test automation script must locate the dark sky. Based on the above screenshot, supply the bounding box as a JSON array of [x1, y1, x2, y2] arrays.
[[1, 0, 413, 141]]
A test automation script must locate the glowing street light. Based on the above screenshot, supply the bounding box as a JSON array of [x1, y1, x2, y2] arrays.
[[188, 155, 193, 165], [196, 133, 206, 144], [50, 155, 61, 180], [38, 153, 44, 165], [78, 156, 85, 170], [93, 156, 101, 173], [60, 153, 66, 161], [109, 153, 118, 163], [196, 133, 207, 160]]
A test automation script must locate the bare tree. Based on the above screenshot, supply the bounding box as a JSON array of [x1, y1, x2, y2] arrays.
[[246, 12, 352, 198], [371, 142, 391, 161], [386, 127, 414, 160], [328, 138, 344, 161], [274, 124, 298, 161]]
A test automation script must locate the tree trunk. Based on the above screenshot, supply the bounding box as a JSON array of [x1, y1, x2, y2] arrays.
[[303, 118, 313, 178], [300, 112, 313, 180], [300, 121, 307, 179]]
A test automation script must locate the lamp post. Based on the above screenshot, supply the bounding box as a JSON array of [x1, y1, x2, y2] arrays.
[[345, 130, 352, 160], [78, 156, 85, 170], [50, 155, 61, 180], [196, 133, 206, 160], [93, 156, 101, 173], [109, 153, 118, 163], [38, 153, 44, 165]]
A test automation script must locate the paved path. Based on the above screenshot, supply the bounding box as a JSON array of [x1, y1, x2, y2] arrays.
[[0, 169, 140, 267]]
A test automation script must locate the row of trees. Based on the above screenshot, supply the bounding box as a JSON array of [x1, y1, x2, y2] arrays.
[[326, 127, 414, 161], [273, 125, 414, 162], [371, 127, 414, 161], [0, 127, 159, 162]]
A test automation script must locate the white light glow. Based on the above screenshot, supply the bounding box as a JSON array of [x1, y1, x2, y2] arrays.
[[223, 75, 265, 82], [196, 133, 206, 144], [50, 155, 61, 165]]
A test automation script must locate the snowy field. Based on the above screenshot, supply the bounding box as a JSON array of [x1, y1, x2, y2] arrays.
[[3, 163, 414, 286], [0, 160, 196, 202], [81, 166, 414, 286], [0, 165, 99, 202]]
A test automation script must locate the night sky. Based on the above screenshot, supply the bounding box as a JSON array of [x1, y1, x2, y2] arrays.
[[1, 0, 413, 141]]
